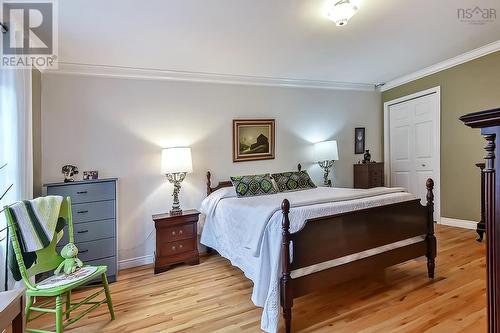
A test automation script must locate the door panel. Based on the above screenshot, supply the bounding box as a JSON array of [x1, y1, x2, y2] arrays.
[[388, 92, 439, 219]]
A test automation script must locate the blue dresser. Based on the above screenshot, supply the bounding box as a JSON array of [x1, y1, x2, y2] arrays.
[[45, 178, 118, 283]]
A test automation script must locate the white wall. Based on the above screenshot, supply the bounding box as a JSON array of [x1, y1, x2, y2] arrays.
[[41, 74, 381, 265]]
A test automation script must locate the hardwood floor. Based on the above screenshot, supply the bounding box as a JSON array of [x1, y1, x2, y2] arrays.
[[31, 225, 486, 332]]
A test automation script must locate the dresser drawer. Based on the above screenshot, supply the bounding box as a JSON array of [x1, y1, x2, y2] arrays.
[[160, 239, 194, 257], [163, 224, 194, 243], [72, 200, 115, 223], [77, 238, 115, 262], [60, 219, 115, 244], [47, 181, 115, 204], [86, 256, 116, 278]]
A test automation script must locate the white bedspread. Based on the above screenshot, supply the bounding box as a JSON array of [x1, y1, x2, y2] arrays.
[[200, 186, 416, 333]]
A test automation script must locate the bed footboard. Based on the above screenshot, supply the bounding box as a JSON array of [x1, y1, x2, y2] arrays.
[[280, 179, 436, 333]]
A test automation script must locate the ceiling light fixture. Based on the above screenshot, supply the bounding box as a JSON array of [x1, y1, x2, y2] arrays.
[[325, 0, 360, 27]]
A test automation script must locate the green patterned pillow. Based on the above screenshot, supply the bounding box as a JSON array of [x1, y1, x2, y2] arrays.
[[271, 171, 316, 192], [230, 174, 277, 197]]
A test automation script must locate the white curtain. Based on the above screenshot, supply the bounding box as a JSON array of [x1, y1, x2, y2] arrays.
[[0, 68, 33, 291]]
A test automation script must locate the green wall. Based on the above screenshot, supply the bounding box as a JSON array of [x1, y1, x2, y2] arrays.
[[382, 51, 500, 221]]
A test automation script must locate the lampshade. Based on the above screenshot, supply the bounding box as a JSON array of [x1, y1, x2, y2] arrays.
[[161, 147, 193, 174], [314, 140, 339, 161]]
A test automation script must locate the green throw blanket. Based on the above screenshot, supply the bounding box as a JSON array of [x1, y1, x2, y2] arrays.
[[7, 196, 66, 281]]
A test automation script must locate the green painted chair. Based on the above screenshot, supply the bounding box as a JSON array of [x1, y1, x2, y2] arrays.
[[4, 196, 115, 333]]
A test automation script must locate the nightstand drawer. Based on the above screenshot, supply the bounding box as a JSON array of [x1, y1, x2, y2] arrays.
[[47, 181, 115, 204], [164, 224, 194, 243], [72, 200, 115, 223], [160, 239, 194, 257], [60, 219, 115, 244]]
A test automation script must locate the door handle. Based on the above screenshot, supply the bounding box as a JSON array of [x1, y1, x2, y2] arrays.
[[421, 164, 426, 167]]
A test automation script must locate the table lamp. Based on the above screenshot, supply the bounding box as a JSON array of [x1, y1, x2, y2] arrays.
[[161, 147, 193, 215], [314, 140, 339, 186]]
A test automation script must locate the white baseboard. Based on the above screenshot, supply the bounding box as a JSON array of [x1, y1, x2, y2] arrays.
[[439, 217, 478, 230], [118, 254, 154, 270]]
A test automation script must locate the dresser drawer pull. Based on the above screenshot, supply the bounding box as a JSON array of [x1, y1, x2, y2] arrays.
[[77, 230, 89, 234], [179, 230, 183, 235], [171, 246, 176, 251], [77, 210, 88, 214], [80, 249, 89, 253], [76, 191, 88, 194], [179, 244, 183, 249], [172, 231, 176, 235]]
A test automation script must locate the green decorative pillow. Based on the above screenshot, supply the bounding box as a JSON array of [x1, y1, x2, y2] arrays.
[[271, 171, 316, 192], [230, 174, 277, 197]]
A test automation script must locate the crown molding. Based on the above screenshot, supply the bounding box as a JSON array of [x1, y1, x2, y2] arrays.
[[42, 62, 376, 91], [380, 39, 500, 92]]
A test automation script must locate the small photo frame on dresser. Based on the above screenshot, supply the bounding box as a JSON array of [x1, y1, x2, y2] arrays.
[[83, 170, 99, 180], [355, 127, 365, 154]]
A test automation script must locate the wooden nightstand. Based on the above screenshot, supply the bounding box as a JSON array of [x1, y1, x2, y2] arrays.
[[153, 209, 200, 274]]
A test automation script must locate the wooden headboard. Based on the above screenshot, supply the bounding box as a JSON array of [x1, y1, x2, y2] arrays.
[[206, 163, 302, 196]]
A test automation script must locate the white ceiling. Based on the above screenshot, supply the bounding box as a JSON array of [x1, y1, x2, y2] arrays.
[[58, 0, 500, 85]]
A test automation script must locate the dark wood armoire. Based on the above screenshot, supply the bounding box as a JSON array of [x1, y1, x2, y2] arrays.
[[460, 107, 500, 333]]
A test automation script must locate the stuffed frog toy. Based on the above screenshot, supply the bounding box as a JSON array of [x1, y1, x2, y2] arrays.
[[55, 243, 84, 275]]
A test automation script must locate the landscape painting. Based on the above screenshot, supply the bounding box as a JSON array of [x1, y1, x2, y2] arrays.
[[233, 119, 275, 162]]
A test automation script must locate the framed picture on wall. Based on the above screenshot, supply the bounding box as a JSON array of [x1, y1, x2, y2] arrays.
[[233, 119, 275, 162], [355, 127, 365, 154]]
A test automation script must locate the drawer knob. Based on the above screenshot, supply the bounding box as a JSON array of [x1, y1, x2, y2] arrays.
[[172, 246, 176, 251], [179, 244, 183, 249], [77, 210, 88, 214], [172, 231, 176, 235], [77, 230, 89, 234], [179, 230, 183, 235], [76, 191, 88, 194]]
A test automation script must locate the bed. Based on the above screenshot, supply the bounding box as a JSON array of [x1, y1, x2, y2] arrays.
[[200, 165, 436, 333]]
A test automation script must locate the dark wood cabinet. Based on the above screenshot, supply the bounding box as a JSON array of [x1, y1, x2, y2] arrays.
[[354, 162, 384, 189], [153, 209, 200, 274], [461, 107, 500, 333]]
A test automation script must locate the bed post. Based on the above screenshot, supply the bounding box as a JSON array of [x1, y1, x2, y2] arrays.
[[281, 199, 293, 333], [425, 178, 436, 279], [206, 171, 212, 195]]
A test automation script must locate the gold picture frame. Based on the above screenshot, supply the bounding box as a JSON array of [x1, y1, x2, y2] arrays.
[[233, 119, 275, 162]]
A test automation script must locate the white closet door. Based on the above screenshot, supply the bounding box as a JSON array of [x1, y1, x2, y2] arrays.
[[388, 92, 440, 219]]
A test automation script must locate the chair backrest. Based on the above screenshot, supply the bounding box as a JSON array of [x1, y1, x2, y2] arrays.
[[4, 196, 74, 290]]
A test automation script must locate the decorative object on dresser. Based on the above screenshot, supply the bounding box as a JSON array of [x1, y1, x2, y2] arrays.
[[153, 210, 200, 274], [354, 162, 384, 189], [83, 170, 98, 180], [233, 119, 275, 162], [161, 147, 193, 215], [363, 149, 371, 163], [460, 107, 500, 332], [354, 127, 365, 154], [314, 140, 339, 186], [61, 165, 79, 182], [0, 288, 24, 333], [45, 178, 118, 283], [476, 162, 486, 242]]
